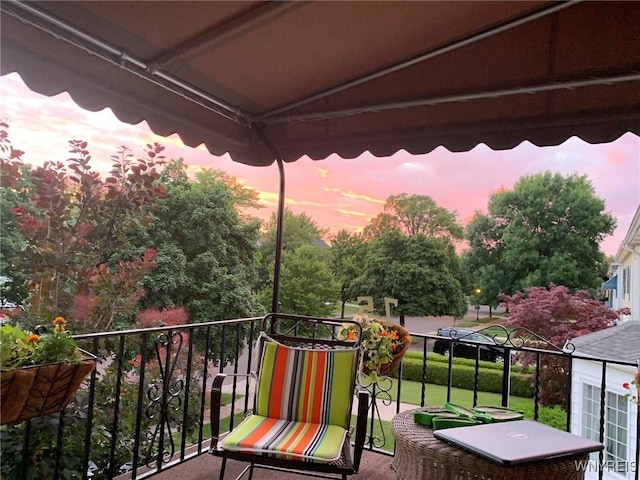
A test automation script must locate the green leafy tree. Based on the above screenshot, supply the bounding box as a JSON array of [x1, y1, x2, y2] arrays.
[[258, 208, 338, 315], [330, 230, 367, 318], [363, 193, 464, 241], [354, 230, 466, 324], [0, 169, 30, 306], [464, 172, 616, 304], [271, 244, 339, 316], [257, 207, 327, 294], [138, 162, 263, 322]]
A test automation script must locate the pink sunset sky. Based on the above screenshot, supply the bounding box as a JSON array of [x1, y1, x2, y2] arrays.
[[1, 72, 639, 257]]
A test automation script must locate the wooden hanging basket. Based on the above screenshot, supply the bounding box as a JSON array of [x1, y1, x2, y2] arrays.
[[0, 355, 96, 425], [363, 323, 411, 377]]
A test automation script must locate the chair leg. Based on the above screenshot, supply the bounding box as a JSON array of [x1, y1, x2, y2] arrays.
[[247, 463, 254, 480], [219, 457, 227, 480]]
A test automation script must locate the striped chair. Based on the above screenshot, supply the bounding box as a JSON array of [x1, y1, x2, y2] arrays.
[[209, 313, 368, 480]]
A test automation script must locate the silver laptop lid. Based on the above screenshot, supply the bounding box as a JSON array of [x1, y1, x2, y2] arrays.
[[433, 419, 603, 466]]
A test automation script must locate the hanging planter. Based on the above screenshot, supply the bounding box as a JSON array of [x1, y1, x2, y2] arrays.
[[0, 355, 96, 425], [0, 316, 97, 425], [362, 323, 411, 378], [339, 315, 411, 381]]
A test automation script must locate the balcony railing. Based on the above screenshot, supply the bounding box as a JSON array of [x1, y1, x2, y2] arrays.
[[1, 317, 638, 480]]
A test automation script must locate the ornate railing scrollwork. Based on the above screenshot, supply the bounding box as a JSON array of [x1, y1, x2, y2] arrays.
[[472, 325, 571, 353], [359, 374, 394, 449], [144, 331, 185, 468]]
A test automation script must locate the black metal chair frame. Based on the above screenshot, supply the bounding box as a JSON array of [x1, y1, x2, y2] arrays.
[[209, 313, 369, 480]]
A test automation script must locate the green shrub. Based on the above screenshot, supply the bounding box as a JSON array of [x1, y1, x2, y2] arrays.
[[397, 355, 535, 397]]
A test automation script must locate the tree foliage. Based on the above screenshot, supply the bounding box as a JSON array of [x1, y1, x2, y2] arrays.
[[272, 244, 339, 316], [364, 193, 464, 241], [257, 208, 328, 304], [501, 285, 625, 346], [464, 172, 616, 305], [330, 230, 367, 318], [500, 284, 629, 406], [2, 133, 166, 330], [354, 230, 466, 321], [137, 160, 263, 322]]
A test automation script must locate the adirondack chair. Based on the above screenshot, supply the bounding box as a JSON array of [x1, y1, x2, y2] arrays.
[[209, 313, 369, 480]]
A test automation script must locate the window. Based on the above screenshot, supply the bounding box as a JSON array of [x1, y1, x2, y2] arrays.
[[582, 384, 629, 474], [622, 266, 631, 299]]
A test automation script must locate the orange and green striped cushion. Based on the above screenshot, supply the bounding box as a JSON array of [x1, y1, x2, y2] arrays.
[[220, 414, 347, 463], [255, 337, 357, 429]]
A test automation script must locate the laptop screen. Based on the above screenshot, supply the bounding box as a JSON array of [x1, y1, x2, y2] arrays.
[[433, 420, 603, 466]]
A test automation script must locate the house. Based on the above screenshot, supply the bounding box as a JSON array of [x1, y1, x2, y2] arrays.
[[569, 204, 640, 480]]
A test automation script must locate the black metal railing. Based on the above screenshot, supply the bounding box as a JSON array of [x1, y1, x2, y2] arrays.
[[1, 318, 638, 480]]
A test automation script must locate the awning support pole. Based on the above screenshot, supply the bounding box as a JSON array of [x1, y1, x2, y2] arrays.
[[253, 126, 285, 314], [271, 158, 285, 313]]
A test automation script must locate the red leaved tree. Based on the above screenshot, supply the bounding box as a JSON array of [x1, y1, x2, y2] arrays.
[[3, 128, 167, 331], [500, 285, 629, 406]]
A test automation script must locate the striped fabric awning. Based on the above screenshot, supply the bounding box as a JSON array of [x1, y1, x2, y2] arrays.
[[602, 275, 618, 290]]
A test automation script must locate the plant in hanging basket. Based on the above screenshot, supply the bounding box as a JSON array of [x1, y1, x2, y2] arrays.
[[0, 317, 96, 425], [339, 314, 411, 382]]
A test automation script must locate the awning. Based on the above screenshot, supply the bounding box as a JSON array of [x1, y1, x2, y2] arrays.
[[602, 275, 618, 290], [1, 1, 639, 166]]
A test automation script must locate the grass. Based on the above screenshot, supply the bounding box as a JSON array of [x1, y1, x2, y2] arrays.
[[391, 380, 568, 430], [352, 415, 395, 452]]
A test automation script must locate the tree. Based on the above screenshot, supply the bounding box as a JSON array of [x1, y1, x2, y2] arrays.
[[257, 208, 327, 292], [137, 162, 263, 322], [3, 136, 166, 330], [256, 208, 337, 314], [330, 230, 367, 318], [464, 172, 616, 304], [354, 230, 467, 324], [500, 285, 629, 406], [363, 193, 463, 241], [273, 244, 339, 316]]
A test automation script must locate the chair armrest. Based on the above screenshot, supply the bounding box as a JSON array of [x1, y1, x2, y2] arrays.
[[352, 386, 369, 471], [210, 373, 226, 450], [209, 372, 254, 450]]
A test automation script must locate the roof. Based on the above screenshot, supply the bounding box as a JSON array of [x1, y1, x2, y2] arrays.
[[1, 1, 639, 166], [615, 204, 640, 262], [570, 322, 640, 364]]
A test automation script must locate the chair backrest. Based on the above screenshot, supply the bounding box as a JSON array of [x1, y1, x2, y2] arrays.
[[254, 314, 362, 429]]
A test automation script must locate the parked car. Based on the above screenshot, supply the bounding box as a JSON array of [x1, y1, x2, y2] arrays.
[[432, 327, 507, 364]]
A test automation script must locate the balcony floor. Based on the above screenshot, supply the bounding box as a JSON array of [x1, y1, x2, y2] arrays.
[[149, 449, 395, 480]]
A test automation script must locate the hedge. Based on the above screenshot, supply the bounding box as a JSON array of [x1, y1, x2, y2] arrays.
[[395, 354, 535, 398]]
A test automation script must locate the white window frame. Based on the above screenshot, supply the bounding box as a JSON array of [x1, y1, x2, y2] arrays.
[[581, 383, 630, 479]]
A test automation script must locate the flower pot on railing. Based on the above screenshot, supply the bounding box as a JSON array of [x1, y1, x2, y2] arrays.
[[362, 323, 411, 377], [0, 354, 96, 425], [339, 315, 411, 381], [0, 316, 97, 425]]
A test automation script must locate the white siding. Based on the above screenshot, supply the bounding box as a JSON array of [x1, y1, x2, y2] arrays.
[[571, 359, 638, 480]]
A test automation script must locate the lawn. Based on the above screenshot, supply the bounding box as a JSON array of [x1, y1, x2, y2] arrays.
[[391, 380, 568, 430]]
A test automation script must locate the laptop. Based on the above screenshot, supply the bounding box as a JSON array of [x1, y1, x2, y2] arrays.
[[433, 420, 603, 466]]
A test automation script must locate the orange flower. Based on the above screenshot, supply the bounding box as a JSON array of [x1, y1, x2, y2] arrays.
[[347, 330, 356, 341], [53, 316, 67, 333], [27, 334, 39, 344]]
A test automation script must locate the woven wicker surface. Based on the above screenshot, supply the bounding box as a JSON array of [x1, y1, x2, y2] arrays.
[[391, 409, 588, 480]]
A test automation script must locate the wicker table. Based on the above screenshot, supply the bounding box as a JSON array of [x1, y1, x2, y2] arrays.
[[391, 409, 589, 480]]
